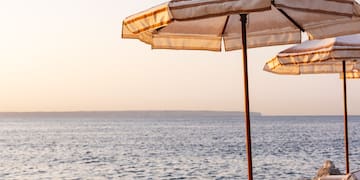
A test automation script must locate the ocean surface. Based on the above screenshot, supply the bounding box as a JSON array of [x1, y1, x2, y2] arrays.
[[0, 111, 359, 180]]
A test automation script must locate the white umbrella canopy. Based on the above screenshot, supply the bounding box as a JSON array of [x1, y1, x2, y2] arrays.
[[264, 34, 360, 175], [264, 34, 360, 74], [122, 1, 360, 179], [123, 0, 360, 51]]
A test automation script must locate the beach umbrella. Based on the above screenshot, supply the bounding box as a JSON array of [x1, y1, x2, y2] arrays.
[[122, 1, 360, 179], [264, 34, 360, 174]]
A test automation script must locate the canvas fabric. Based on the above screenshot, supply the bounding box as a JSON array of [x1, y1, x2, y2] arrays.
[[122, 0, 360, 51], [264, 34, 360, 76]]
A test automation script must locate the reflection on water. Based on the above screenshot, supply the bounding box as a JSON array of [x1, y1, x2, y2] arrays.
[[0, 112, 359, 179]]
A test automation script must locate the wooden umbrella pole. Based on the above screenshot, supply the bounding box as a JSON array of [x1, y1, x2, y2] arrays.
[[240, 14, 253, 180], [342, 61, 350, 174]]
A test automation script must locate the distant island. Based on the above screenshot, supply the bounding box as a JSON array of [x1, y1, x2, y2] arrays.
[[0, 111, 262, 118], [1, 111, 360, 117]]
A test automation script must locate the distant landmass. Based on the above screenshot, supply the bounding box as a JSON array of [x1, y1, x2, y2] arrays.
[[1, 111, 360, 118], [0, 111, 262, 118]]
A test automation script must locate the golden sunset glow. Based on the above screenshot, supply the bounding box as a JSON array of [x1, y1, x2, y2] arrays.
[[0, 0, 359, 115]]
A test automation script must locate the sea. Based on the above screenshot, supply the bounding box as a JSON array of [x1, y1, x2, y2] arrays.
[[0, 111, 359, 180]]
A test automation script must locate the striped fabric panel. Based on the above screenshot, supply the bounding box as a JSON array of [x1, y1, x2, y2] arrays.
[[263, 33, 360, 75], [275, 0, 357, 17], [169, 0, 271, 20], [299, 61, 352, 74], [263, 59, 301, 75], [152, 34, 222, 51], [276, 45, 360, 65], [340, 72, 360, 79], [264, 47, 360, 75], [170, 0, 243, 9], [123, 3, 173, 35], [306, 18, 360, 40], [275, 52, 360, 66], [325, 0, 355, 4], [122, 22, 138, 39], [122, 0, 271, 35], [265, 58, 360, 75], [224, 30, 300, 51]]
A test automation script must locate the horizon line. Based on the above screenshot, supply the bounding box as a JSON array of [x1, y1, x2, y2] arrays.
[[0, 110, 358, 116]]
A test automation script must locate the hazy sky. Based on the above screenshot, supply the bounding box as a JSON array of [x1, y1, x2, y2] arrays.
[[1, 0, 359, 115]]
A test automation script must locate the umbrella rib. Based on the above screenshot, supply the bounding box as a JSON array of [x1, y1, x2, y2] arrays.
[[220, 15, 230, 36], [277, 8, 305, 32], [326, 0, 354, 5], [276, 4, 353, 17]]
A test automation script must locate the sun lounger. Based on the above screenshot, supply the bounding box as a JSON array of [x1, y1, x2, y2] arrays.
[[319, 170, 360, 180], [319, 175, 348, 180], [349, 170, 360, 180]]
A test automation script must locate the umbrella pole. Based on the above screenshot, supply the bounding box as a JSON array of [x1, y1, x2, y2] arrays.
[[342, 61, 350, 174], [240, 14, 253, 180]]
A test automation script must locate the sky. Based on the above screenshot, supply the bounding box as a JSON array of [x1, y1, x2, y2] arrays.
[[0, 0, 359, 115]]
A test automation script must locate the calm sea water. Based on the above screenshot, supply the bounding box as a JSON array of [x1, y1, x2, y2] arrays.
[[0, 111, 359, 180]]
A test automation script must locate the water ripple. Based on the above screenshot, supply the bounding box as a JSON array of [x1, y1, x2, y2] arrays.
[[0, 113, 359, 179]]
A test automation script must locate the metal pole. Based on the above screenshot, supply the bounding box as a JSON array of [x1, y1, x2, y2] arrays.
[[240, 14, 253, 180], [342, 61, 350, 174]]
